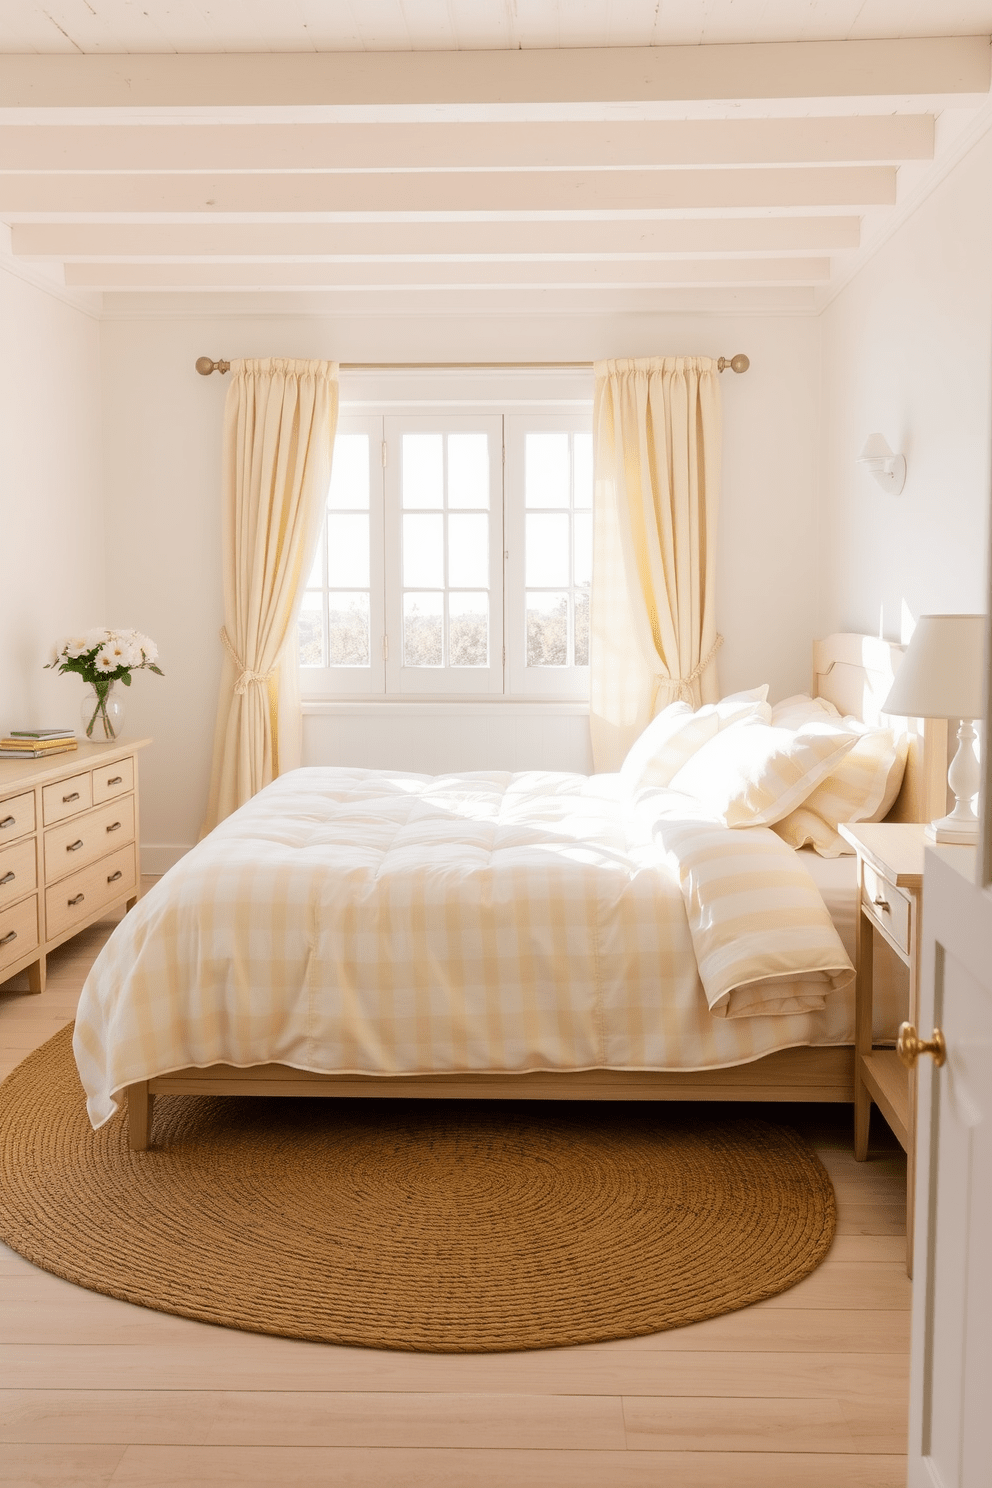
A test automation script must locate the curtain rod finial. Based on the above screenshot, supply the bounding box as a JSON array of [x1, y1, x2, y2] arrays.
[[196, 357, 230, 376], [717, 354, 750, 374]]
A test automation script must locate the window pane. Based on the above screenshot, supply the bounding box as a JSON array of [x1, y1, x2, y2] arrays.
[[574, 591, 590, 667], [298, 591, 324, 667], [328, 433, 370, 510], [448, 433, 489, 509], [328, 593, 370, 666], [573, 431, 593, 509], [573, 512, 592, 588], [403, 433, 443, 508], [327, 513, 369, 589], [403, 513, 444, 588], [527, 592, 568, 667], [448, 513, 489, 589], [449, 592, 489, 667], [526, 431, 570, 508], [404, 592, 443, 667], [526, 513, 570, 587]]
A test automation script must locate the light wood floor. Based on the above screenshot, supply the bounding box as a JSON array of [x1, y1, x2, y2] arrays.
[[0, 880, 911, 1488]]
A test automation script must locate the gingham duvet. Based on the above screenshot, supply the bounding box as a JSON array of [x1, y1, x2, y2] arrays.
[[74, 767, 855, 1129]]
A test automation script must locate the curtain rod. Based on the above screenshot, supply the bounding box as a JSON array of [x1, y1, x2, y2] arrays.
[[194, 354, 750, 376]]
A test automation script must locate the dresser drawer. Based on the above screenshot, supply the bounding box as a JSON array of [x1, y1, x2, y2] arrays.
[[0, 791, 36, 844], [42, 771, 93, 825], [45, 843, 136, 942], [0, 894, 39, 974], [862, 861, 911, 957], [45, 796, 135, 883], [92, 756, 134, 805], [0, 837, 38, 910]]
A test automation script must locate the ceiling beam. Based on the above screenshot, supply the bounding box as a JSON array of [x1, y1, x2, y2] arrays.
[[11, 217, 861, 260], [0, 116, 934, 172], [0, 40, 985, 111], [0, 166, 895, 215], [64, 257, 831, 289]]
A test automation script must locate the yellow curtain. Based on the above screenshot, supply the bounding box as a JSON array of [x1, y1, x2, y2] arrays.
[[202, 357, 338, 833], [590, 356, 722, 770]]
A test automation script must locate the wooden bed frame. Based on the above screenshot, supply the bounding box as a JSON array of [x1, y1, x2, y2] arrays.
[[127, 633, 947, 1150]]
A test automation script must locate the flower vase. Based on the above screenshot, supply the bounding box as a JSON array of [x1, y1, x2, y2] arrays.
[[81, 681, 126, 741]]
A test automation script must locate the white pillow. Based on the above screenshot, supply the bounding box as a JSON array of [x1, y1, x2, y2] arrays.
[[620, 687, 771, 794], [773, 727, 909, 856], [770, 694, 841, 729], [668, 717, 860, 828]]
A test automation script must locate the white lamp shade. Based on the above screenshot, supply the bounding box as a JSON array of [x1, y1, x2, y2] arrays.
[[882, 613, 987, 720]]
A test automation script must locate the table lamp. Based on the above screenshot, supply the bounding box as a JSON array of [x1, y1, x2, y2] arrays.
[[882, 614, 987, 844]]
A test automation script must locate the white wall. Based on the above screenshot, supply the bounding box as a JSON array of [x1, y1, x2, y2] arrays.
[[0, 267, 105, 731], [819, 126, 992, 639], [99, 309, 821, 862]]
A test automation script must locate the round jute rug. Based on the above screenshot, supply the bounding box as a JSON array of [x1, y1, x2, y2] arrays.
[[0, 1027, 835, 1353]]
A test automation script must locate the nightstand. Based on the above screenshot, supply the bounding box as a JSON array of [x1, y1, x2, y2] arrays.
[[838, 822, 925, 1277]]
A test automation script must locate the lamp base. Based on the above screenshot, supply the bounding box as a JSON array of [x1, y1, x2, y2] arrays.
[[926, 816, 979, 845]]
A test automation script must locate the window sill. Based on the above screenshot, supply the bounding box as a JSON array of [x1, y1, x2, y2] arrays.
[[302, 698, 590, 716]]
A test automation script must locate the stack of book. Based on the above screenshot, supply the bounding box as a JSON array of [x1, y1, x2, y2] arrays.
[[0, 728, 78, 760]]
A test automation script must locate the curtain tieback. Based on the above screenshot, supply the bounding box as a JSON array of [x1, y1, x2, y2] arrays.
[[671, 633, 724, 701], [220, 627, 276, 696]]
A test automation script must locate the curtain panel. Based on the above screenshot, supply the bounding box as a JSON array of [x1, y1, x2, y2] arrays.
[[202, 357, 339, 834], [590, 356, 722, 771]]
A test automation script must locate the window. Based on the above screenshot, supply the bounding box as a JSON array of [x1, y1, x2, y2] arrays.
[[300, 406, 592, 700]]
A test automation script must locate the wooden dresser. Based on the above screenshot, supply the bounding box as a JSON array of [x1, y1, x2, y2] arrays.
[[0, 739, 149, 994]]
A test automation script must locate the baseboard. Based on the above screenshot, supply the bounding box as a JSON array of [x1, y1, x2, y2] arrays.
[[141, 843, 193, 875]]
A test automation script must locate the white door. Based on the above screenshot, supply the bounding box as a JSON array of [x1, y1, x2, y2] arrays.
[[908, 843, 992, 1487]]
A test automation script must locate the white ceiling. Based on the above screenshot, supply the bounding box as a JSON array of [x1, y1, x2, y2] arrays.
[[0, 4, 990, 319], [3, 1, 992, 53]]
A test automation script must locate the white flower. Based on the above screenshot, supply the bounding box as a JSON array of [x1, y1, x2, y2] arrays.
[[94, 645, 119, 673], [65, 634, 96, 659], [83, 627, 111, 651]]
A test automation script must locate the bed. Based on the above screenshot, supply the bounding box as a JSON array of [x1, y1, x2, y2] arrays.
[[74, 634, 946, 1150]]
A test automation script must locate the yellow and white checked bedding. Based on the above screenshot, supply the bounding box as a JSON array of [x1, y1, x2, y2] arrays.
[[74, 767, 855, 1129]]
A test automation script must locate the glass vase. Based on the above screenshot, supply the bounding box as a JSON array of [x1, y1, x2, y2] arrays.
[[80, 680, 126, 741]]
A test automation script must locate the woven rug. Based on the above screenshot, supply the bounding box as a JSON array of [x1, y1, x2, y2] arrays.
[[0, 1026, 835, 1353]]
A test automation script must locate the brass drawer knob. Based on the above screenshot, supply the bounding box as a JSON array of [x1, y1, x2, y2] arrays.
[[0, 872, 14, 887], [0, 929, 16, 947], [897, 1022, 946, 1069], [872, 895, 890, 911]]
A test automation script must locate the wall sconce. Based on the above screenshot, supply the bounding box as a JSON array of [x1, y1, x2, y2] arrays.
[[857, 434, 906, 495]]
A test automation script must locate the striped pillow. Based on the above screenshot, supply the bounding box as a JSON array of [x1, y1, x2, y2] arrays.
[[620, 688, 770, 794], [770, 694, 841, 729], [773, 727, 909, 856], [669, 718, 860, 828]]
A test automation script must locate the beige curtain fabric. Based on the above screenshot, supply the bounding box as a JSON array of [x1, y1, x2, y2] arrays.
[[202, 357, 338, 834], [590, 356, 722, 771]]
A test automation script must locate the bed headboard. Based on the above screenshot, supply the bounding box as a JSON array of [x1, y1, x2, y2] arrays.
[[811, 632, 947, 825]]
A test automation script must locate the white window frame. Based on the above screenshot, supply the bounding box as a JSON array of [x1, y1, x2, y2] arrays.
[[505, 412, 592, 700], [300, 396, 592, 703], [384, 413, 505, 697], [299, 413, 385, 696]]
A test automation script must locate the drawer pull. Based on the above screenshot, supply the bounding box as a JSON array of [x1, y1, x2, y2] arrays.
[[0, 816, 14, 830], [872, 896, 890, 911], [68, 893, 85, 907], [106, 821, 122, 834], [107, 776, 123, 787], [0, 929, 16, 947], [107, 870, 123, 884], [66, 839, 84, 852], [0, 872, 13, 887], [62, 791, 80, 803]]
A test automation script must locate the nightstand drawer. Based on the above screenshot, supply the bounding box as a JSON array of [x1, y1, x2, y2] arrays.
[[0, 792, 36, 844], [44, 796, 135, 883], [42, 771, 93, 825], [45, 843, 136, 942], [92, 756, 134, 805], [0, 838, 38, 910], [0, 895, 39, 974], [862, 862, 911, 956]]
